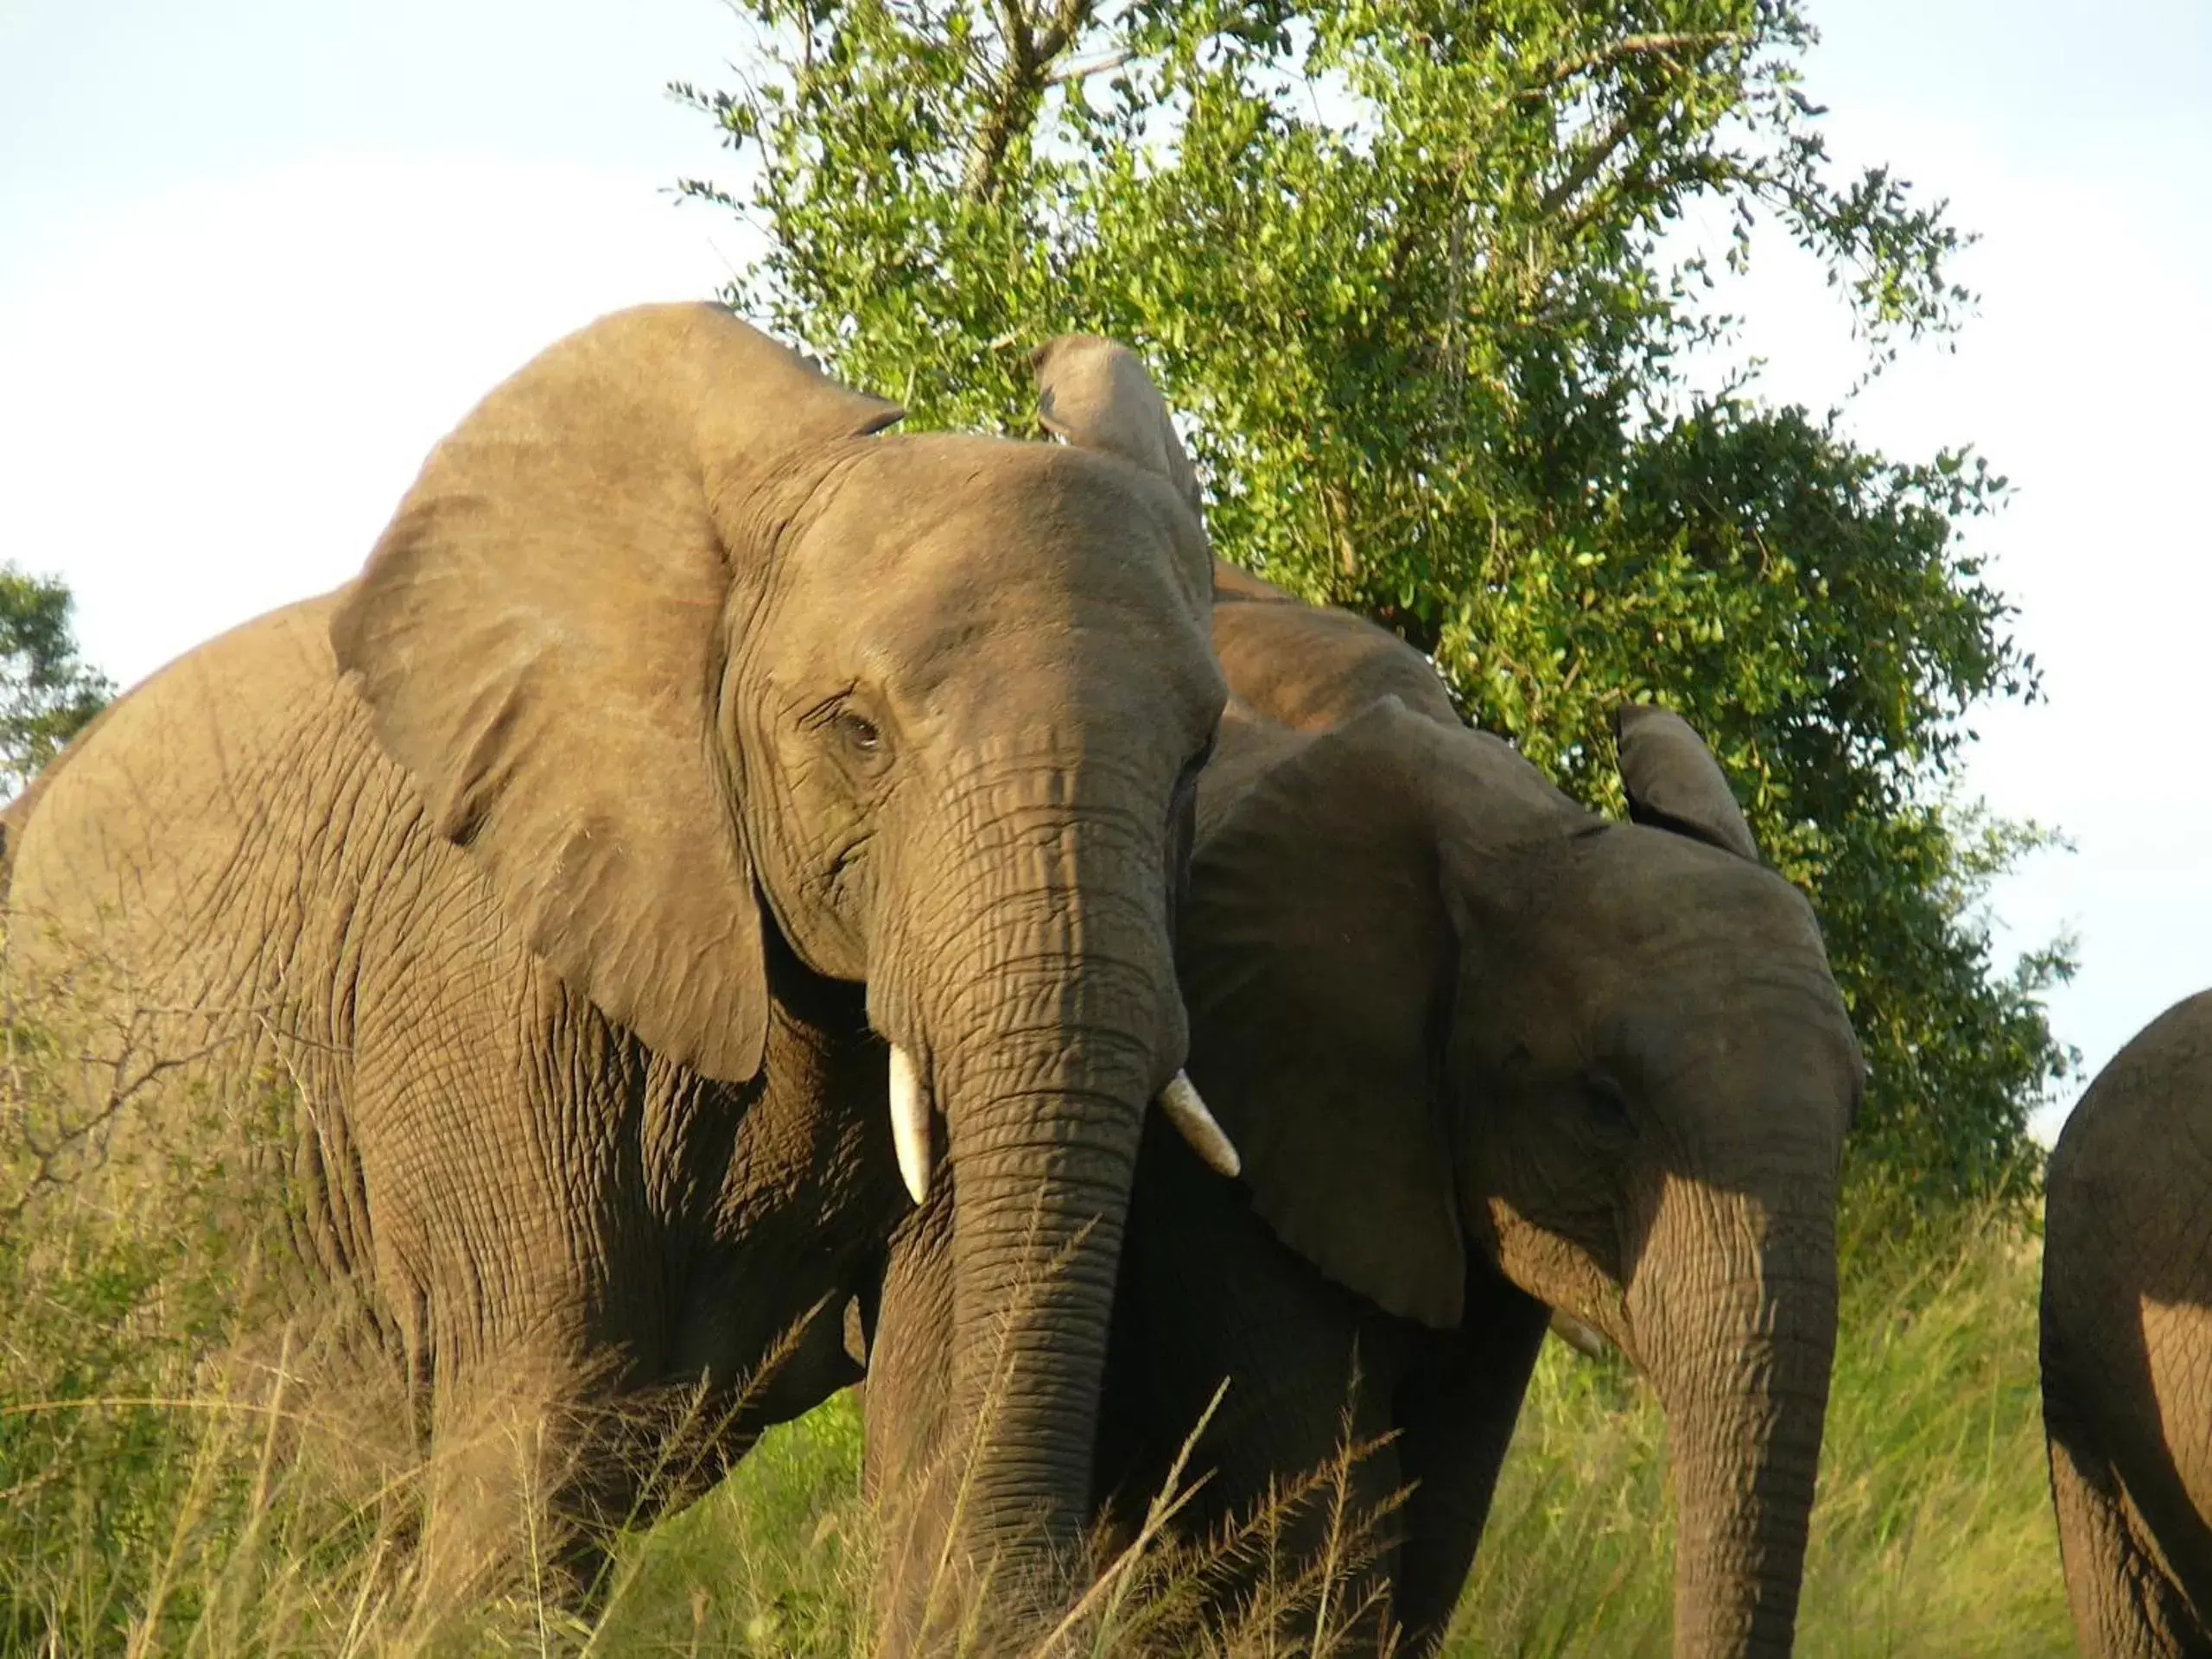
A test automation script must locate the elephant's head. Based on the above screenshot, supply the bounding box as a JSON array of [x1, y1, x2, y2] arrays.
[[1180, 698, 1861, 1656], [328, 305, 1228, 1580]]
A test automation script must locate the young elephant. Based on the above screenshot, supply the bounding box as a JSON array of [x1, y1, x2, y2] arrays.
[[1090, 689, 1859, 1657], [2042, 989, 2212, 1657]]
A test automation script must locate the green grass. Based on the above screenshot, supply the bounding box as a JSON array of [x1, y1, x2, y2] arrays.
[[0, 1034, 2074, 1658], [1442, 1196, 2070, 1656]]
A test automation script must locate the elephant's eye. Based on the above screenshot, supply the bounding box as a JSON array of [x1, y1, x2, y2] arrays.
[[832, 708, 884, 755], [1581, 1073, 1637, 1139]]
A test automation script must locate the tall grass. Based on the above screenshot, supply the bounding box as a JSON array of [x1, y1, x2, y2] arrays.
[[640, 1189, 2074, 1657], [1443, 1191, 2070, 1656], [0, 982, 2072, 1659]]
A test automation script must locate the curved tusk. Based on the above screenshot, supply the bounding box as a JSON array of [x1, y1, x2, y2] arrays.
[[889, 1043, 933, 1205], [1159, 1070, 1240, 1178]]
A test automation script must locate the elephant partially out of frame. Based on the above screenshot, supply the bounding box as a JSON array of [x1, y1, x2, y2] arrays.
[[0, 304, 1236, 1623], [2043, 988, 2212, 1657]]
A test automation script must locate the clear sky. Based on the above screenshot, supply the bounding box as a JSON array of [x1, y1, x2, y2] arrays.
[[3, 1, 2206, 1139]]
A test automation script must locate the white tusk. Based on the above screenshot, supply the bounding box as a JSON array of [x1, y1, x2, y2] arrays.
[[1158, 1070, 1240, 1178], [889, 1043, 933, 1205]]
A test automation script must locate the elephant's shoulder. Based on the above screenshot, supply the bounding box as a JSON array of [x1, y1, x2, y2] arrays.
[[1211, 598, 1460, 733], [149, 589, 352, 701], [68, 594, 363, 790]]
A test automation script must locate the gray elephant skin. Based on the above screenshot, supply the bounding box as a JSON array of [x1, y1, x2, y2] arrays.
[[1113, 582, 1859, 1656], [0, 303, 1229, 1616], [2043, 988, 2212, 1657]]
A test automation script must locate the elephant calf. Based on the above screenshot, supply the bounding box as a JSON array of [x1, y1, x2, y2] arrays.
[[1089, 686, 1862, 1658], [864, 560, 1864, 1656], [2043, 988, 2212, 1657]]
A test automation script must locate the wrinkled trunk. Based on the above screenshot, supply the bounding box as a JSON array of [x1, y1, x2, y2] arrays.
[[935, 1024, 1148, 1587], [874, 763, 1174, 1629], [1633, 1178, 1839, 1658]]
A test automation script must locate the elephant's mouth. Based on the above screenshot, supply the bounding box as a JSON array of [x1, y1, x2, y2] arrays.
[[878, 1035, 1237, 1205]]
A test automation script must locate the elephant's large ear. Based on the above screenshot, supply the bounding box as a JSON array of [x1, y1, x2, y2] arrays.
[[331, 303, 903, 1084], [1611, 705, 1760, 861], [1180, 700, 1467, 1327], [1031, 334, 1204, 522]]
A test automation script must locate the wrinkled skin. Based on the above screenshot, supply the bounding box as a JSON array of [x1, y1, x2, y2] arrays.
[[2, 306, 1224, 1619], [1117, 597, 1859, 1656], [868, 571, 1861, 1656], [2043, 989, 2212, 1658]]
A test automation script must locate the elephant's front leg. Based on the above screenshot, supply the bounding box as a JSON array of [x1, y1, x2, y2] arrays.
[[1386, 1270, 1551, 1655], [861, 1179, 968, 1653], [1100, 1122, 1416, 1650]]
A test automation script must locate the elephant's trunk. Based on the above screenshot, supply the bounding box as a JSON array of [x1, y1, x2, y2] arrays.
[[935, 1022, 1148, 1575], [1630, 1172, 1838, 1658], [875, 762, 1179, 1622]]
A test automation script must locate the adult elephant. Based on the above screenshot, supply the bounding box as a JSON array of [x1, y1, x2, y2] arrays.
[[2042, 988, 2212, 1657], [1, 304, 1233, 1618]]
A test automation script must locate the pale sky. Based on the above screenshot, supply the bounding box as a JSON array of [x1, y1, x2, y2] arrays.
[[2, 1, 2205, 1140]]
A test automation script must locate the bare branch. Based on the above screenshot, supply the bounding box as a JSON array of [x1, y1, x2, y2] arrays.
[[962, 0, 1100, 202], [1045, 46, 1135, 86], [1035, 0, 1092, 62], [1538, 92, 1659, 222]]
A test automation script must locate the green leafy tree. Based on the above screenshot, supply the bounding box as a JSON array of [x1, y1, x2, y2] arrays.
[[676, 0, 2070, 1199], [0, 567, 111, 802]]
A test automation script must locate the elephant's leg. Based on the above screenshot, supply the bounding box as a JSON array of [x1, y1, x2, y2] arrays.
[[2046, 1381, 2212, 1659], [335, 936, 677, 1599], [1388, 1272, 1551, 1656], [862, 1180, 970, 1654], [1103, 1123, 1414, 1649]]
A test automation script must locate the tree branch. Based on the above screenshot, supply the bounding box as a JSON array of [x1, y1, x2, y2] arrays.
[[962, 0, 1098, 202], [1516, 29, 1751, 99], [1538, 90, 1662, 221], [1045, 45, 1135, 85]]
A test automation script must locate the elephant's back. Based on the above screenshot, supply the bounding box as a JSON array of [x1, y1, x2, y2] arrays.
[[2047, 990, 2212, 1250], [6, 589, 440, 1044], [2045, 993, 2212, 1327], [2043, 990, 2212, 1586], [1211, 591, 1460, 733]]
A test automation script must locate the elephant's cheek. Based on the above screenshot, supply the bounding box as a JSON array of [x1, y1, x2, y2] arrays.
[[1475, 1194, 1630, 1345], [738, 767, 875, 986]]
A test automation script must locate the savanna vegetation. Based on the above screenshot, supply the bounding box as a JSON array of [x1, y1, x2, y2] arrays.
[[0, 1, 2082, 1652], [0, 1098, 2066, 1652], [0, 564, 111, 801]]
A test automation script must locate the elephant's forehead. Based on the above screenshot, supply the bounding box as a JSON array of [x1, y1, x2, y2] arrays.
[[815, 435, 1205, 595], [1566, 829, 1817, 946], [768, 437, 1223, 728]]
